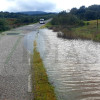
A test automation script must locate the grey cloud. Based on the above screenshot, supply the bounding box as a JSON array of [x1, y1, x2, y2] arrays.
[[8, 0, 56, 12]]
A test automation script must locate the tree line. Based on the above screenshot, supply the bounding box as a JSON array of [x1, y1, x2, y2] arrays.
[[0, 12, 55, 32], [50, 5, 100, 40], [70, 5, 100, 21], [51, 4, 100, 26], [51, 11, 84, 26]]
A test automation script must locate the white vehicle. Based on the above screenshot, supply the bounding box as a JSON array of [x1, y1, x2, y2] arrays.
[[39, 19, 45, 24]]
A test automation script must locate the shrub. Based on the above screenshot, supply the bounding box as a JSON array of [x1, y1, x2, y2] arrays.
[[0, 18, 10, 32], [51, 11, 84, 26]]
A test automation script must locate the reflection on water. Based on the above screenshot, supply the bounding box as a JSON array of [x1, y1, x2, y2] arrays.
[[24, 31, 37, 53], [24, 29, 100, 100]]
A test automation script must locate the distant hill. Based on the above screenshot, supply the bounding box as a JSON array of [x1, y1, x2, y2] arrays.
[[17, 11, 48, 15]]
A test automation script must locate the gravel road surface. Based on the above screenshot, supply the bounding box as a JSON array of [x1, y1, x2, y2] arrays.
[[0, 22, 46, 100]]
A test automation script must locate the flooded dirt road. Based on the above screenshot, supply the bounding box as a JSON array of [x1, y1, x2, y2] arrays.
[[25, 28, 100, 100]]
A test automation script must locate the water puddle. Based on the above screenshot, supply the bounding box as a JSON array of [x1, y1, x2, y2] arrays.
[[24, 28, 100, 100], [23, 31, 37, 53], [7, 33, 20, 35]]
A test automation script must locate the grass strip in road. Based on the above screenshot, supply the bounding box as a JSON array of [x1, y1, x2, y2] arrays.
[[5, 36, 22, 64], [31, 40, 57, 100]]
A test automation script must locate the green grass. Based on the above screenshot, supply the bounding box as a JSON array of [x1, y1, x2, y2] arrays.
[[31, 41, 57, 100], [52, 19, 100, 41], [72, 19, 100, 41], [40, 22, 52, 29]]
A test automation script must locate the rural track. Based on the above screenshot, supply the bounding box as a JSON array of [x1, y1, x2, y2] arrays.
[[0, 21, 49, 100]]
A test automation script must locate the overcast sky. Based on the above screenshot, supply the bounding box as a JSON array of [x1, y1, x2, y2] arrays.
[[0, 0, 100, 12]]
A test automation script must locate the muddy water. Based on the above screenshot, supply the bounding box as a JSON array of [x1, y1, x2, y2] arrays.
[[24, 29, 100, 100], [24, 31, 37, 53]]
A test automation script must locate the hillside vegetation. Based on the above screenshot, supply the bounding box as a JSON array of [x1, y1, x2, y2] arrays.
[[48, 5, 100, 42], [70, 5, 100, 21], [0, 11, 55, 32]]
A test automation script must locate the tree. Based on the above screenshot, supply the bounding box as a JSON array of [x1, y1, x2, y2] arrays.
[[0, 18, 10, 31], [85, 10, 97, 20], [51, 11, 84, 26], [70, 8, 78, 15]]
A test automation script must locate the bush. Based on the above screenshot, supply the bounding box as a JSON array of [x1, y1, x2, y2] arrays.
[[86, 22, 90, 25], [0, 18, 10, 32], [51, 11, 84, 26]]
